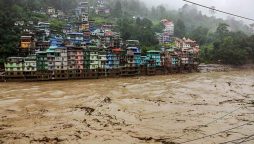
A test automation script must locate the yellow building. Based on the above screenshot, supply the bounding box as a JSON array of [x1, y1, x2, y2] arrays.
[[80, 23, 89, 31], [20, 36, 33, 49]]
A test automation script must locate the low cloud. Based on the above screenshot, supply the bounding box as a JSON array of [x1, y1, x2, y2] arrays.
[[140, 0, 254, 23]]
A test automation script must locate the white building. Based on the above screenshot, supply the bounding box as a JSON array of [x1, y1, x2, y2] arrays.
[[47, 7, 56, 15], [161, 19, 174, 36], [54, 47, 68, 70], [24, 55, 37, 72]]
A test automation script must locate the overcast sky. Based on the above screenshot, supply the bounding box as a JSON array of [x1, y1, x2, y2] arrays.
[[140, 0, 254, 24]]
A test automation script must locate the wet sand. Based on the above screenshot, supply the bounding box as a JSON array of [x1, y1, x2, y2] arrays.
[[0, 70, 254, 144]]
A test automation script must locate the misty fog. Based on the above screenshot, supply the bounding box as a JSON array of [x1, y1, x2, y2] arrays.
[[140, 0, 254, 23]]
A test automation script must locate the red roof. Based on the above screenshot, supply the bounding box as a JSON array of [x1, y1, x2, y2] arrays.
[[112, 48, 121, 51]]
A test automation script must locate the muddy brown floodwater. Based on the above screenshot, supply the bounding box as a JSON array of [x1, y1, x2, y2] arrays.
[[0, 70, 254, 144]]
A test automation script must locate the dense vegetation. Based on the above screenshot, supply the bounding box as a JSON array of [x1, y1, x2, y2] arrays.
[[108, 0, 254, 65], [0, 0, 254, 67]]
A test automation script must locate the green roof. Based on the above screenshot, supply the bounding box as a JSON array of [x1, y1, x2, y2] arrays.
[[147, 50, 161, 53]]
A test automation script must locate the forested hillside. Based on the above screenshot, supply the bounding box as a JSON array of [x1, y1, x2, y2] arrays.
[[100, 0, 254, 64], [0, 0, 254, 66], [0, 0, 78, 65]]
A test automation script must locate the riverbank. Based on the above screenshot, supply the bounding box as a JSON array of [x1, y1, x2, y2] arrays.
[[198, 64, 232, 73], [0, 69, 253, 143], [1, 66, 199, 82], [198, 64, 254, 73]]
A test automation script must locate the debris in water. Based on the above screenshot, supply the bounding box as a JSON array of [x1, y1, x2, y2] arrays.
[[74, 106, 95, 115], [102, 97, 111, 104]]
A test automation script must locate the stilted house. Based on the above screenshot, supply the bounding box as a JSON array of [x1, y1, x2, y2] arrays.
[[20, 36, 34, 49], [126, 47, 141, 67], [4, 57, 24, 79], [46, 46, 56, 71], [24, 55, 37, 72], [36, 51, 49, 80], [84, 45, 99, 70], [98, 50, 107, 69], [23, 55, 37, 79], [146, 50, 161, 67], [36, 51, 48, 71], [67, 46, 84, 79]]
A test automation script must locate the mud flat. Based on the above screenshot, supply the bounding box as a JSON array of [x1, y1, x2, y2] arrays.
[[198, 64, 232, 73], [0, 70, 254, 144]]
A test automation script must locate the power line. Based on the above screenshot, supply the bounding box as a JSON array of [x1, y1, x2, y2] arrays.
[[219, 134, 254, 144], [171, 106, 245, 141], [179, 121, 253, 144], [205, 106, 243, 126], [182, 0, 254, 22]]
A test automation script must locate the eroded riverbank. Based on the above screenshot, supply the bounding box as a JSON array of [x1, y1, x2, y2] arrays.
[[0, 70, 254, 144]]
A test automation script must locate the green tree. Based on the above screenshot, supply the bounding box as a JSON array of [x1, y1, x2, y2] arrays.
[[190, 26, 209, 45], [216, 23, 229, 38], [0, 0, 22, 67], [112, 0, 122, 18], [50, 19, 66, 34], [157, 5, 166, 19], [175, 19, 186, 38], [152, 22, 164, 33], [118, 17, 158, 46]]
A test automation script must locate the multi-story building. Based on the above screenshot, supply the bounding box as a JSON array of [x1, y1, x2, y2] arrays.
[[46, 46, 56, 71], [20, 36, 34, 49], [47, 7, 56, 15], [126, 40, 140, 48], [174, 37, 200, 65], [66, 46, 84, 79], [35, 22, 50, 37], [161, 19, 174, 36], [67, 46, 78, 70], [50, 36, 64, 47], [35, 41, 50, 52], [84, 45, 99, 70], [75, 47, 84, 70], [67, 46, 84, 70], [66, 33, 84, 45], [171, 54, 180, 67], [98, 50, 107, 69], [146, 50, 161, 67], [63, 24, 72, 34], [126, 47, 141, 67], [80, 23, 90, 32], [157, 19, 174, 44], [5, 57, 24, 72], [95, 0, 111, 15], [54, 47, 68, 71], [111, 48, 121, 68], [36, 51, 48, 71], [175, 37, 199, 53], [140, 56, 147, 66], [4, 57, 24, 78], [24, 55, 37, 72], [106, 48, 121, 69]]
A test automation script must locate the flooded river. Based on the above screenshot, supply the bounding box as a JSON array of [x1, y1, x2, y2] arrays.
[[0, 70, 254, 144]]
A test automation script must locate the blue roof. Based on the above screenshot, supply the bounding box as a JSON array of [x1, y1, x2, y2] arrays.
[[67, 32, 83, 35], [49, 46, 58, 49]]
